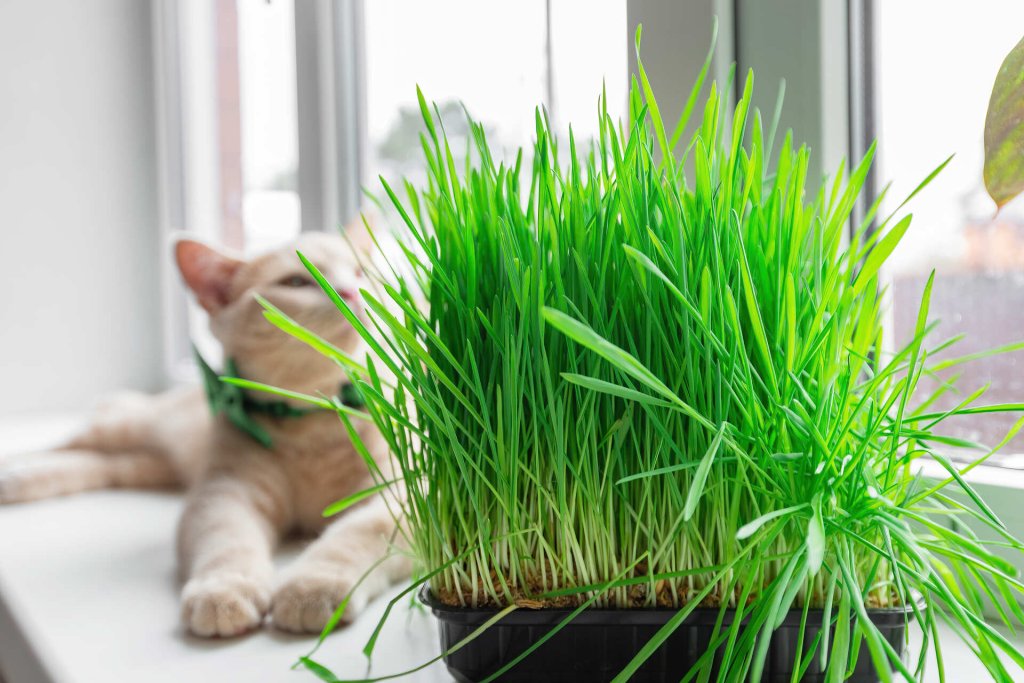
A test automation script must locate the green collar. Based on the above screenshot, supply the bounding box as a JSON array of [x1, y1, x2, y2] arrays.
[[193, 346, 363, 449]]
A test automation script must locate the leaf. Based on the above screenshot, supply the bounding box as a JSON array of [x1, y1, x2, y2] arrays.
[[220, 377, 334, 411], [360, 529, 532, 661], [479, 556, 648, 683], [668, 16, 718, 151], [300, 657, 341, 682], [784, 272, 796, 373], [985, 36, 1024, 208], [560, 372, 675, 409], [808, 493, 826, 575], [889, 154, 953, 217], [542, 308, 678, 406], [301, 604, 520, 683], [634, 26, 671, 165], [684, 423, 728, 521], [736, 503, 809, 540], [255, 294, 367, 375], [321, 479, 397, 518], [735, 225, 778, 390], [852, 214, 913, 294], [301, 551, 401, 664], [928, 449, 1006, 531], [826, 592, 851, 683], [611, 557, 748, 683]]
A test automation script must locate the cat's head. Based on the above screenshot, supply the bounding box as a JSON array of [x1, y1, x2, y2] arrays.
[[174, 231, 371, 393]]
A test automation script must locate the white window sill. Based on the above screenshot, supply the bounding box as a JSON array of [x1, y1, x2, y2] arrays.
[[0, 415, 1020, 682], [0, 415, 446, 683], [916, 453, 1024, 489]]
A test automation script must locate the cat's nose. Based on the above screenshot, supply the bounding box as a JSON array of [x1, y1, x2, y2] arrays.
[[336, 287, 358, 302]]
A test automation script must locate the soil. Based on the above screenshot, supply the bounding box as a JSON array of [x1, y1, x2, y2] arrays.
[[432, 567, 901, 611], [433, 569, 733, 610]]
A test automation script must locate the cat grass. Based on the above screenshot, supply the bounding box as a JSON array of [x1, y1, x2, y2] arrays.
[[272, 28, 1024, 682]]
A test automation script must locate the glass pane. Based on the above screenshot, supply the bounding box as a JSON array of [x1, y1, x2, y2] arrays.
[[548, 0, 629, 142], [237, 0, 301, 253], [364, 0, 627, 189], [876, 1, 1024, 462]]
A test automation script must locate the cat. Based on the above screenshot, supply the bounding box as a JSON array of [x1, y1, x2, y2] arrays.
[[0, 231, 410, 637]]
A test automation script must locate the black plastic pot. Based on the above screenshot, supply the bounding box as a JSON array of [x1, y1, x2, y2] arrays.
[[422, 589, 912, 682]]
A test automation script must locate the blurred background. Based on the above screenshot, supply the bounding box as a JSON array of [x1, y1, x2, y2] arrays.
[[1, 0, 1023, 460]]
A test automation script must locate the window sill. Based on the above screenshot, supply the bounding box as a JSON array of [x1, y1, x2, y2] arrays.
[[0, 415, 445, 683], [0, 415, 1020, 682], [917, 455, 1024, 490]]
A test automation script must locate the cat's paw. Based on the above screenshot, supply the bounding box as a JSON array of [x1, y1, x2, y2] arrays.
[[181, 573, 270, 638], [271, 565, 362, 634]]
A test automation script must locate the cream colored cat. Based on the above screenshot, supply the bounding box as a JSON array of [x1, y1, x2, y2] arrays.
[[0, 232, 409, 638]]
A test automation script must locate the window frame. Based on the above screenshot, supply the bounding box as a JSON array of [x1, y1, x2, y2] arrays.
[[294, 0, 366, 234], [729, 0, 1024, 587], [152, 0, 367, 383], [153, 0, 1024, 503]]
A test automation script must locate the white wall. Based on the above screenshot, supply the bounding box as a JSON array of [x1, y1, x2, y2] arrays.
[[0, 1, 163, 414]]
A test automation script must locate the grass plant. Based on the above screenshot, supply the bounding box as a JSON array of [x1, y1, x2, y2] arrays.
[[270, 28, 1024, 682]]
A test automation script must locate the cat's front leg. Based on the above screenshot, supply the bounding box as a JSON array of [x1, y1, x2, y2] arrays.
[[271, 497, 410, 633], [177, 472, 287, 637]]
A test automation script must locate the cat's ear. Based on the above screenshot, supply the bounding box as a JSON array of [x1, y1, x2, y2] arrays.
[[174, 239, 244, 313]]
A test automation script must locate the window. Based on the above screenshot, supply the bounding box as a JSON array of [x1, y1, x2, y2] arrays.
[[237, 0, 301, 253], [158, 0, 627, 378], [875, 0, 1024, 463], [172, 0, 301, 253], [363, 0, 627, 187], [160, 0, 304, 374], [162, 2, 1024, 466]]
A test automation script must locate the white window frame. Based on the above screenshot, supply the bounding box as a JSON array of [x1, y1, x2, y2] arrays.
[[294, 0, 366, 232], [152, 0, 367, 384], [638, 0, 1024, 585], [153, 1, 1024, 580]]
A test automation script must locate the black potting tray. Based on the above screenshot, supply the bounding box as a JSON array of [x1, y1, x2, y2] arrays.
[[421, 589, 912, 682]]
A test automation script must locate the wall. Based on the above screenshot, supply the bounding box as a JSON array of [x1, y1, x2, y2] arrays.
[[0, 1, 163, 414]]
